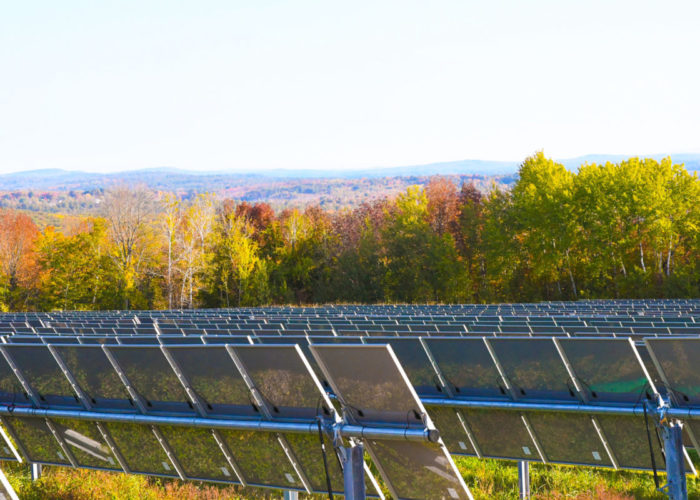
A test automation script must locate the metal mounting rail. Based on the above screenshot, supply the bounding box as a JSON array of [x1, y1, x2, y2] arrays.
[[0, 404, 439, 443], [421, 397, 700, 421]]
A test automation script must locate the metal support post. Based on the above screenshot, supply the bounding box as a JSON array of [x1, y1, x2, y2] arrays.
[[283, 490, 299, 500], [518, 460, 530, 500], [342, 442, 366, 500], [660, 421, 687, 500], [31, 463, 42, 481]]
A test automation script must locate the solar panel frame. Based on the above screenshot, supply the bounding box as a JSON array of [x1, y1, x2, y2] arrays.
[[162, 344, 258, 418], [104, 345, 196, 415], [50, 344, 137, 411], [556, 337, 658, 405], [1, 416, 77, 467], [487, 337, 580, 403], [0, 344, 82, 409]]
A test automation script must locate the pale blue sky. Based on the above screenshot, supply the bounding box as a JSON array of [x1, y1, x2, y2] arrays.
[[1, 1, 699, 174]]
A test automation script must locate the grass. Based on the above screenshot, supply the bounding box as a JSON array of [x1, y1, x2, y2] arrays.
[[4, 458, 700, 500], [456, 457, 699, 499]]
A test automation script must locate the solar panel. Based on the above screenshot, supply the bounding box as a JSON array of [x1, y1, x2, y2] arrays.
[[594, 415, 666, 470], [311, 344, 425, 426], [311, 344, 473, 500], [558, 338, 656, 404], [164, 345, 257, 417], [282, 432, 358, 494], [423, 338, 508, 399], [524, 412, 612, 466], [102, 422, 179, 477], [106, 345, 194, 414], [217, 430, 304, 489], [229, 345, 332, 421], [363, 337, 443, 397], [460, 409, 541, 461], [50, 418, 121, 470], [366, 438, 469, 500], [157, 425, 239, 482], [2, 300, 700, 499], [0, 351, 32, 406], [425, 406, 477, 456], [50, 345, 136, 411], [2, 416, 74, 466], [0, 424, 20, 462], [646, 338, 700, 406], [1, 345, 80, 408], [488, 338, 579, 402]]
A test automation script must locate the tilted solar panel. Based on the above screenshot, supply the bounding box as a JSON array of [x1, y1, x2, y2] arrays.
[[311, 344, 473, 500]]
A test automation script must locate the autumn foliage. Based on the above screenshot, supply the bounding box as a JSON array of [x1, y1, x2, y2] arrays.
[[0, 210, 40, 310], [0, 154, 698, 311]]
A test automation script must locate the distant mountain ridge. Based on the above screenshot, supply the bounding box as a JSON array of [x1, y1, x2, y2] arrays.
[[1, 154, 698, 191]]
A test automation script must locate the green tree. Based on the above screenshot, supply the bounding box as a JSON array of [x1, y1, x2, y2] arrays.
[[382, 186, 467, 302], [264, 207, 334, 304], [202, 208, 269, 307], [511, 152, 578, 299], [36, 219, 120, 310]]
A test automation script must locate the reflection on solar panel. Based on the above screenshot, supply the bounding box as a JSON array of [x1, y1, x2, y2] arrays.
[[0, 299, 699, 499]]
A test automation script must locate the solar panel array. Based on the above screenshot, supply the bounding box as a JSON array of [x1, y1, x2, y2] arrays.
[[0, 299, 699, 499]]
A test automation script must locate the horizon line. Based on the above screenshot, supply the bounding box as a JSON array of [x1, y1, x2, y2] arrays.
[[2, 151, 700, 177]]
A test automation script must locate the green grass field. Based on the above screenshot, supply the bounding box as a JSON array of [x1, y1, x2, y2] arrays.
[[3, 457, 700, 500]]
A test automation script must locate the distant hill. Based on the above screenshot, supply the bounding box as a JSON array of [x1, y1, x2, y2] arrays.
[[0, 153, 697, 194], [256, 159, 519, 179], [0, 160, 519, 192]]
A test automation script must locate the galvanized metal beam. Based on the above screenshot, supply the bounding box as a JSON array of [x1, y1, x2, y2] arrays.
[[0, 405, 439, 443], [420, 397, 700, 421]]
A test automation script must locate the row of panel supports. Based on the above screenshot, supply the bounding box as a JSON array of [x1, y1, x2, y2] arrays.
[[302, 429, 682, 500], [5, 399, 691, 500], [516, 417, 688, 500], [20, 429, 690, 500]]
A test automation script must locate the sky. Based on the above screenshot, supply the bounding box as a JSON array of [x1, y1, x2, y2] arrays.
[[1, 1, 699, 174]]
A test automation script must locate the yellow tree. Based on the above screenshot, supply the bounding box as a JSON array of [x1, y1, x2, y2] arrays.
[[175, 195, 215, 308], [160, 193, 181, 309], [102, 185, 156, 309]]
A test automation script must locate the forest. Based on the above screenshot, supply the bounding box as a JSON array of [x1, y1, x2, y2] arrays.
[[0, 172, 512, 213], [0, 153, 698, 312]]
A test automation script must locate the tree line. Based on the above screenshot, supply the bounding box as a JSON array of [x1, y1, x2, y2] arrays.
[[0, 153, 698, 311]]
